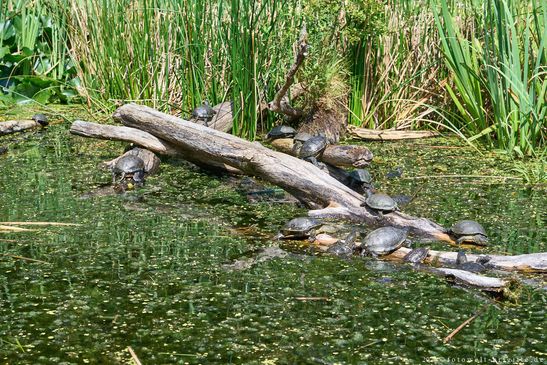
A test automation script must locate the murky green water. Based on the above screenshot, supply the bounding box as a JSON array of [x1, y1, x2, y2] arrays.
[[1, 107, 545, 364]]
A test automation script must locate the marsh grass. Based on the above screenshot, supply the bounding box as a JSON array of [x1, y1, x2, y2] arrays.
[[435, 0, 546, 156]]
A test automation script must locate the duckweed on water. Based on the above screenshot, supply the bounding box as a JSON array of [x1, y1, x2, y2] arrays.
[[0, 107, 545, 364]]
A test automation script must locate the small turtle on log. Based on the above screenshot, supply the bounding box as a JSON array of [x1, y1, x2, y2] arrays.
[[191, 101, 216, 125], [111, 154, 146, 187], [265, 125, 297, 141], [450, 220, 488, 246], [276, 217, 322, 240], [361, 227, 410, 258], [348, 169, 373, 193], [299, 135, 327, 167], [327, 229, 359, 257], [456, 251, 490, 273], [362, 193, 398, 218], [32, 113, 48, 127]]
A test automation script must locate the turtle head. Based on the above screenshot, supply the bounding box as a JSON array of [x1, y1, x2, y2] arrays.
[[456, 250, 467, 265]]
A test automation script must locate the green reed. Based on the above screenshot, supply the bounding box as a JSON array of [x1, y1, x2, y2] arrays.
[[434, 0, 546, 156]]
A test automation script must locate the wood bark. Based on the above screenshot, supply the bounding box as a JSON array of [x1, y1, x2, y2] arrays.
[[270, 138, 373, 168], [348, 125, 440, 140], [0, 119, 41, 136], [112, 103, 450, 240]]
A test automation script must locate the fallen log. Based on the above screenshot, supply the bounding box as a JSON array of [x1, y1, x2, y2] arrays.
[[270, 138, 373, 168], [102, 147, 161, 176], [0, 119, 42, 136], [70, 120, 241, 174], [112, 103, 449, 240], [433, 268, 507, 292], [348, 125, 440, 141], [385, 247, 547, 273]]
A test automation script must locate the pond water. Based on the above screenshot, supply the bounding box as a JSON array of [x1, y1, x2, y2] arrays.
[[0, 107, 545, 364]]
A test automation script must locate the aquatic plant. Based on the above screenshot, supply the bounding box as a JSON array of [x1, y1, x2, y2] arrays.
[[434, 0, 546, 157]]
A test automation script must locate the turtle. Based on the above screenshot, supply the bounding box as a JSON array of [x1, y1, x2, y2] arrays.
[[403, 247, 430, 264], [265, 125, 297, 141], [361, 227, 409, 257], [191, 101, 216, 125], [292, 132, 313, 155], [299, 135, 327, 167], [362, 193, 398, 217], [386, 166, 403, 179], [348, 169, 373, 193], [32, 113, 48, 126], [326, 229, 358, 256], [278, 217, 322, 240], [455, 251, 490, 273], [112, 154, 146, 186], [450, 220, 488, 246]]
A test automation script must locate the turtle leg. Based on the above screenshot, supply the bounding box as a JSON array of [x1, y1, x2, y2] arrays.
[[403, 239, 412, 248]]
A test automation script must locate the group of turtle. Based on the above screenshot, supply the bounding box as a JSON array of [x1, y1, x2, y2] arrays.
[[277, 216, 490, 271], [265, 125, 328, 168]]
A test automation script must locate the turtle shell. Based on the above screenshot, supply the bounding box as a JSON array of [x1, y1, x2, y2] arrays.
[[293, 132, 313, 143], [363, 227, 408, 256], [365, 193, 398, 212], [266, 125, 296, 140], [450, 220, 487, 237], [113, 155, 145, 174], [191, 102, 216, 120], [299, 135, 327, 159], [350, 169, 373, 184], [281, 217, 322, 237], [32, 113, 48, 126]]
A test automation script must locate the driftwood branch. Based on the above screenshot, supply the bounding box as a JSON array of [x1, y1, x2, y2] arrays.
[[270, 138, 373, 168], [0, 119, 42, 136], [348, 125, 441, 141], [268, 25, 308, 119]]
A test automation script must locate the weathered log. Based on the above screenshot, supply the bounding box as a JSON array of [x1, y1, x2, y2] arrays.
[[102, 147, 161, 176], [113, 103, 449, 240], [385, 247, 547, 273], [0, 119, 42, 136], [71, 120, 178, 155], [192, 101, 233, 133], [348, 125, 440, 140], [270, 138, 373, 168], [70, 120, 241, 174], [432, 268, 507, 292]]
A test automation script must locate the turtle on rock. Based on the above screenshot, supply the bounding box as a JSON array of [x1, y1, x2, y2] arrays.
[[455, 251, 490, 273], [111, 155, 146, 188], [403, 247, 430, 264], [326, 230, 359, 257], [362, 192, 398, 218], [32, 113, 48, 126], [299, 135, 327, 167]]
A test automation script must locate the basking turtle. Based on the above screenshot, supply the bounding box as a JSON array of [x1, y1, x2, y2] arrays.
[[362, 193, 398, 217], [450, 220, 488, 246], [292, 132, 313, 155], [456, 251, 490, 273], [32, 113, 48, 126], [327, 230, 358, 256], [191, 101, 216, 125], [265, 125, 297, 141], [348, 169, 373, 193], [299, 135, 327, 166], [361, 227, 409, 257], [278, 217, 323, 240], [112, 155, 146, 186], [403, 247, 430, 264]]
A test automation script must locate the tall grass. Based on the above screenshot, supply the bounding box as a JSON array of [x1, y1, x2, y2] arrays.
[[434, 0, 546, 156]]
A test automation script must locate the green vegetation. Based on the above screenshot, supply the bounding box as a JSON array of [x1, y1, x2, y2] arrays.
[[0, 109, 545, 362], [1, 0, 545, 152]]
